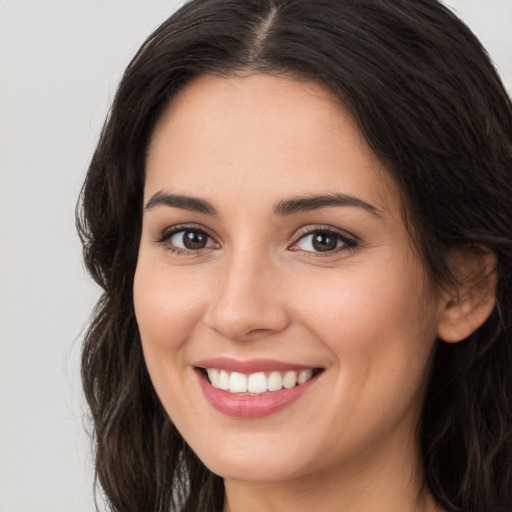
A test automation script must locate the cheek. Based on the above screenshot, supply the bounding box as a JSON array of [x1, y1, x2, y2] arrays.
[[133, 261, 207, 355], [133, 260, 209, 423], [292, 264, 438, 453], [293, 259, 439, 393], [132, 259, 210, 420], [297, 263, 431, 339]]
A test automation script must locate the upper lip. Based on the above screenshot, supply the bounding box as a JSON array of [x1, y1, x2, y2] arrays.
[[194, 357, 320, 374]]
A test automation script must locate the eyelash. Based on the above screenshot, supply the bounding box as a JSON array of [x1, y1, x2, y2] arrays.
[[291, 226, 358, 257], [154, 224, 358, 257], [154, 224, 216, 256]]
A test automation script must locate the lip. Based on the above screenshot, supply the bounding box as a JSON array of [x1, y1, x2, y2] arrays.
[[194, 358, 323, 418], [194, 357, 315, 373]]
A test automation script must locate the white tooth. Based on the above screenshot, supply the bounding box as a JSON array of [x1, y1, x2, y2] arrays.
[[207, 368, 220, 387], [248, 372, 267, 394], [218, 370, 230, 390], [267, 371, 283, 391], [229, 372, 248, 393], [297, 369, 313, 385], [283, 370, 297, 389]]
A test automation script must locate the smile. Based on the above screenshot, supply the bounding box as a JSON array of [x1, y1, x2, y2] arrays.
[[194, 358, 324, 417], [204, 368, 317, 394]]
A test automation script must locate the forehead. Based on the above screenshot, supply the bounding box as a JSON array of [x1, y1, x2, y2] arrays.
[[145, 73, 399, 214]]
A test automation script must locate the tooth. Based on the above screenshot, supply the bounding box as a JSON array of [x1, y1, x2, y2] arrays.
[[267, 371, 283, 391], [297, 369, 313, 385], [218, 370, 230, 390], [283, 370, 297, 389], [209, 368, 313, 393], [229, 372, 248, 393], [207, 368, 220, 387], [248, 372, 267, 394]]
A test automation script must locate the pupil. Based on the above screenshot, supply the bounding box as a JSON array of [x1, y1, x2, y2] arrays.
[[184, 230, 207, 249], [312, 232, 337, 252]]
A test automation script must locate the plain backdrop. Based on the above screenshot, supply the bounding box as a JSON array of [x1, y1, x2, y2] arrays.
[[0, 1, 510, 511]]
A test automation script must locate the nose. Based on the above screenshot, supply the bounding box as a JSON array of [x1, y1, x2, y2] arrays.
[[203, 250, 290, 342]]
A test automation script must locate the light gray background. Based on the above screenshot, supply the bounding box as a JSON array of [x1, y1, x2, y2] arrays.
[[0, 1, 510, 511]]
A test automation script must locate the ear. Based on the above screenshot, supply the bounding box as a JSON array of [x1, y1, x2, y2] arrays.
[[437, 248, 497, 343]]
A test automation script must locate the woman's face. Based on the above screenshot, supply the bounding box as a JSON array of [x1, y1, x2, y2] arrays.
[[134, 74, 447, 483]]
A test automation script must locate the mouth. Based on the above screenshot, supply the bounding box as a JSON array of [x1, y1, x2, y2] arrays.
[[193, 359, 324, 418], [198, 367, 323, 395]]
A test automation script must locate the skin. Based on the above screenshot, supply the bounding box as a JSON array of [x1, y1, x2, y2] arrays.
[[133, 73, 461, 512]]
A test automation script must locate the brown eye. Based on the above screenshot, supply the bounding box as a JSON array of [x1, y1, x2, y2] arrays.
[[182, 230, 208, 249], [293, 229, 356, 254], [166, 228, 216, 251], [311, 232, 338, 252]]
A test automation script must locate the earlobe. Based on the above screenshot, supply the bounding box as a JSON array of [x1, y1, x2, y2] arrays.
[[437, 249, 497, 343]]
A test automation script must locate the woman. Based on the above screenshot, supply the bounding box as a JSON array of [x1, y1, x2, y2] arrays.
[[77, 0, 512, 511]]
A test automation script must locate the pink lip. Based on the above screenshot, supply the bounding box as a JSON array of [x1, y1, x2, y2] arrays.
[[194, 357, 315, 373], [195, 365, 322, 419]]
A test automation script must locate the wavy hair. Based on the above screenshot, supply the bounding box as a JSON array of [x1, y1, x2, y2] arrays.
[[77, 1, 512, 511]]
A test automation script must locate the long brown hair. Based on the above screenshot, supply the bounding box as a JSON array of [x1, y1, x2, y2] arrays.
[[77, 1, 512, 511]]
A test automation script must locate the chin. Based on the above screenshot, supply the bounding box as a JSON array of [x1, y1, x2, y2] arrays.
[[188, 430, 318, 484], [204, 456, 302, 483]]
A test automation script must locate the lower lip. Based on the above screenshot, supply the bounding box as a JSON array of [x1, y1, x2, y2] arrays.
[[196, 370, 320, 418]]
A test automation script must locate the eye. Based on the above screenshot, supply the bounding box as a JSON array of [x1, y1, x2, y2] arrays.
[[157, 226, 217, 252], [291, 229, 356, 254]]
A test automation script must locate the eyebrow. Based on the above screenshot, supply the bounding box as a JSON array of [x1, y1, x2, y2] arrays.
[[145, 191, 217, 215], [144, 191, 380, 217], [273, 193, 381, 217]]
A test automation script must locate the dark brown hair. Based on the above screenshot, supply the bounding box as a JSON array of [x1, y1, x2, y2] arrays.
[[77, 1, 512, 511]]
